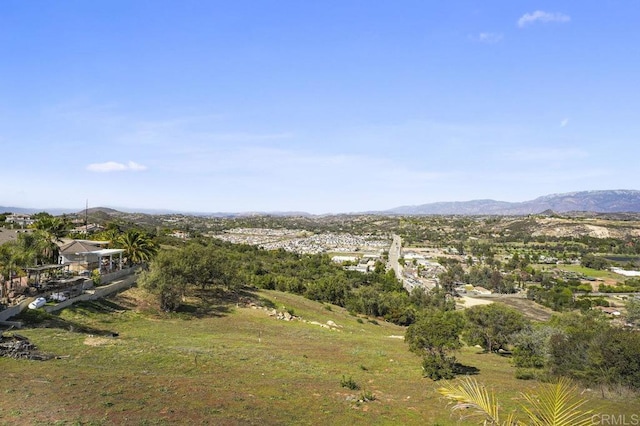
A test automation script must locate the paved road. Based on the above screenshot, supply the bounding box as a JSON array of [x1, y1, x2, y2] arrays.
[[387, 234, 403, 282]]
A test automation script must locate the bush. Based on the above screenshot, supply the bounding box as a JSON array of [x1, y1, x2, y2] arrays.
[[91, 269, 101, 286], [422, 353, 457, 381], [515, 368, 537, 380]]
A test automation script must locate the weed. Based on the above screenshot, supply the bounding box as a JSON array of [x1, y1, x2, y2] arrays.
[[360, 389, 376, 402], [324, 305, 332, 311], [359, 365, 368, 371], [340, 375, 359, 390], [356, 318, 364, 324]]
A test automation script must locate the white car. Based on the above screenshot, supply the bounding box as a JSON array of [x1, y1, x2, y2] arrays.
[[28, 297, 47, 309]]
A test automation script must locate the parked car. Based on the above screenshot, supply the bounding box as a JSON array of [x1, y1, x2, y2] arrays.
[[28, 297, 47, 309]]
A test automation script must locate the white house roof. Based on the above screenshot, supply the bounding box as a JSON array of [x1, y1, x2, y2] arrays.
[[76, 248, 125, 256]]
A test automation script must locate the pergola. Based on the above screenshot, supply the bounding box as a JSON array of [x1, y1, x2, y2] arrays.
[[26, 264, 71, 287], [76, 248, 125, 274]]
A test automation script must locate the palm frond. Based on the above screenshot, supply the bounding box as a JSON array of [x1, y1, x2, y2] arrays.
[[437, 377, 520, 425], [521, 377, 593, 426]]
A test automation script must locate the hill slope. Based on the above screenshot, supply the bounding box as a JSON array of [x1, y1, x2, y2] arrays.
[[2, 288, 637, 425]]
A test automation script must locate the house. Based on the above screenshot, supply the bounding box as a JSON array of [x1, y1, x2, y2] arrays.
[[58, 240, 125, 275], [0, 229, 32, 245], [5, 214, 35, 228], [170, 230, 189, 239], [473, 286, 492, 295], [594, 306, 621, 316], [70, 223, 105, 235]]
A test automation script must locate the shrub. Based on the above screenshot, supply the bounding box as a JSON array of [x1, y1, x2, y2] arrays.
[[515, 368, 537, 380], [422, 353, 457, 381], [340, 375, 359, 390], [360, 389, 376, 402]]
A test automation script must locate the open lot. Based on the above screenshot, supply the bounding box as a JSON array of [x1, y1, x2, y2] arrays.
[[1, 287, 638, 425]]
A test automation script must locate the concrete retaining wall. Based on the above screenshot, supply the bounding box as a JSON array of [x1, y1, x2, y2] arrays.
[[100, 267, 137, 285], [0, 299, 32, 322], [44, 274, 138, 314], [0, 269, 139, 320]]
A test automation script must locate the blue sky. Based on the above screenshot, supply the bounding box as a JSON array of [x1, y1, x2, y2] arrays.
[[1, 1, 639, 214]]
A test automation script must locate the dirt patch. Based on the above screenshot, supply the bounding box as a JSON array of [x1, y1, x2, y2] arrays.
[[84, 336, 119, 347], [458, 296, 494, 308], [490, 297, 553, 322]]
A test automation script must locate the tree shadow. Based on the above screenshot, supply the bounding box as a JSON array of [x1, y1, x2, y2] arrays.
[[454, 363, 480, 375], [183, 286, 274, 318], [175, 302, 231, 318], [16, 308, 120, 337]]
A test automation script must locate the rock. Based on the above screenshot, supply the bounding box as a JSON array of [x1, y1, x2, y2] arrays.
[[0, 334, 51, 361]]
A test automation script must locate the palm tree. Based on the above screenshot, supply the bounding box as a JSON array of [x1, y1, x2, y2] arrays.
[[33, 216, 68, 243], [0, 242, 31, 302], [116, 230, 158, 266], [437, 376, 593, 426], [17, 231, 58, 265]]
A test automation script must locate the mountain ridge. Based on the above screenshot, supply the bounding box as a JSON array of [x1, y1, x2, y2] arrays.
[[2, 190, 640, 217], [384, 190, 640, 215]]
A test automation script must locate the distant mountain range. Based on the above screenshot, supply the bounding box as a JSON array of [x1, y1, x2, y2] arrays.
[[3, 190, 640, 217], [384, 190, 640, 215]]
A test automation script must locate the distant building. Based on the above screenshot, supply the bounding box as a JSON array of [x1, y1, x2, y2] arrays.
[[5, 214, 35, 228], [170, 230, 189, 239], [332, 255, 358, 263], [71, 223, 104, 235]]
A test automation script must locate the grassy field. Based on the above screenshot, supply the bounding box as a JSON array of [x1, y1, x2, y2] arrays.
[[1, 287, 639, 425], [550, 264, 625, 288]]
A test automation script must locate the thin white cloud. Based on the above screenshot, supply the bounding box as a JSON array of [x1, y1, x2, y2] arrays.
[[518, 11, 571, 28], [475, 32, 503, 44], [560, 118, 569, 127], [86, 161, 148, 172], [504, 147, 587, 162]]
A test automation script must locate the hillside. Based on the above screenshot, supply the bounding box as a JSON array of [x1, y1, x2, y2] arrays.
[[2, 287, 637, 425]]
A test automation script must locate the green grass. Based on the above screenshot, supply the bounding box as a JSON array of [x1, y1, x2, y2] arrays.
[[553, 264, 622, 281], [1, 287, 638, 425]]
